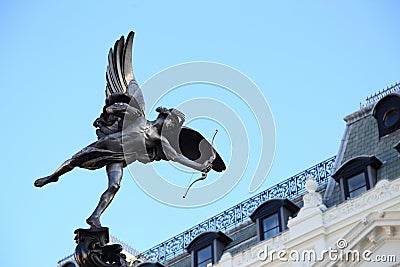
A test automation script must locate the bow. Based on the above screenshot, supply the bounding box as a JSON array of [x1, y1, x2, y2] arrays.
[[182, 129, 218, 198]]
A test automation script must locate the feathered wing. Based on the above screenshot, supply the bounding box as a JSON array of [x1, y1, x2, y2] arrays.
[[105, 31, 145, 112], [161, 127, 226, 172]]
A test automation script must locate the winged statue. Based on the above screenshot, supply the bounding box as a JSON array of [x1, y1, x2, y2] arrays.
[[34, 31, 226, 228]]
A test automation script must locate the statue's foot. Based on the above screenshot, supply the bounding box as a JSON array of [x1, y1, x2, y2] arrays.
[[34, 175, 58, 187], [86, 216, 102, 228]]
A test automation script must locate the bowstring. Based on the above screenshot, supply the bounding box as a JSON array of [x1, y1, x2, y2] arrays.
[[182, 129, 218, 198], [185, 170, 196, 189]]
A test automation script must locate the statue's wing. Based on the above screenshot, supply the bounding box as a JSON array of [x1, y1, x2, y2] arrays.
[[162, 127, 226, 172], [105, 31, 145, 112]]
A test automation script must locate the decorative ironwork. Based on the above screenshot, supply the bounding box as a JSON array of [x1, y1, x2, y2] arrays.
[[138, 156, 336, 262], [365, 82, 400, 105], [111, 235, 141, 257]]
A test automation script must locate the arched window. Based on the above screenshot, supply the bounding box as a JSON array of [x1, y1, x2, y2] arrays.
[[186, 231, 232, 267], [250, 198, 299, 241], [332, 155, 382, 200], [372, 94, 400, 138]]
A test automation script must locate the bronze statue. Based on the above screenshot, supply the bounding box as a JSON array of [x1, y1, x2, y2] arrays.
[[35, 32, 226, 228]]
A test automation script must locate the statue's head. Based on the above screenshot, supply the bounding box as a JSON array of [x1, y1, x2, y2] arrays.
[[156, 106, 185, 131]]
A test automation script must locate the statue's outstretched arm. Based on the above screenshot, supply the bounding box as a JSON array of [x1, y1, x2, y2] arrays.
[[160, 136, 213, 172]]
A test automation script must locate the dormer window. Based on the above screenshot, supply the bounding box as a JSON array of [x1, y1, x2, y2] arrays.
[[372, 93, 400, 138], [346, 172, 368, 198], [250, 199, 299, 241], [332, 155, 382, 200], [186, 231, 232, 267], [261, 212, 280, 240], [383, 108, 400, 128], [196, 245, 212, 267]]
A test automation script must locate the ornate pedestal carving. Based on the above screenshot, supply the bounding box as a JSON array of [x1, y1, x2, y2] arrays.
[[74, 227, 129, 267]]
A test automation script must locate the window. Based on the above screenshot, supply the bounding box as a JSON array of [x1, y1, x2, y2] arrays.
[[196, 245, 213, 267], [372, 94, 400, 137], [332, 155, 382, 200], [346, 172, 368, 198], [186, 231, 232, 267], [250, 199, 299, 242], [262, 212, 280, 240], [383, 108, 400, 128]]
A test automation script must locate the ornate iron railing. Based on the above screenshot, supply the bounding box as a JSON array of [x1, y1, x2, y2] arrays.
[[365, 82, 400, 105], [138, 156, 336, 262], [111, 235, 141, 257]]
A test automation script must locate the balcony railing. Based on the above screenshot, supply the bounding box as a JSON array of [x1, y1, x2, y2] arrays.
[[139, 156, 336, 262]]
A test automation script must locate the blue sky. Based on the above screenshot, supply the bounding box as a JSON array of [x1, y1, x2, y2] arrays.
[[1, 1, 399, 266]]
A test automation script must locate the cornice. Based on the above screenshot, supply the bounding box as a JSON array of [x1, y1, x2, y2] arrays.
[[343, 105, 373, 125], [323, 178, 400, 225]]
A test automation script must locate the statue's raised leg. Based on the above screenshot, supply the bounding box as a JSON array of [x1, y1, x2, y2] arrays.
[[34, 159, 75, 187], [86, 162, 123, 228]]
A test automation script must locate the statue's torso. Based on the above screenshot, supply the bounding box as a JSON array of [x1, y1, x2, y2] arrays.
[[100, 117, 163, 164]]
